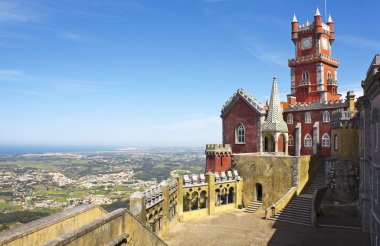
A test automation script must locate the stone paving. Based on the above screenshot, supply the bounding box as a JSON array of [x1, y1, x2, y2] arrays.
[[166, 209, 370, 246]]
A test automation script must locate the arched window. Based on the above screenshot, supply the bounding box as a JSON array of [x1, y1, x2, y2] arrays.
[[302, 71, 310, 82], [322, 133, 330, 147], [305, 112, 311, 123], [334, 135, 338, 150], [288, 135, 294, 146], [304, 134, 312, 147], [327, 71, 332, 81], [236, 124, 245, 143], [287, 113, 293, 124], [323, 111, 330, 122]]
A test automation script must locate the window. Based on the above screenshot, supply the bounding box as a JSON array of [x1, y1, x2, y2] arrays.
[[304, 134, 312, 147], [323, 111, 330, 122], [236, 124, 245, 144], [322, 133, 330, 147], [305, 112, 311, 123], [287, 114, 293, 124], [288, 135, 294, 146], [302, 71, 310, 82], [334, 135, 338, 150], [327, 71, 332, 81]]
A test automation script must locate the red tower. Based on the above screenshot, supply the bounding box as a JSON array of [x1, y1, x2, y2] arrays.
[[205, 144, 232, 173], [288, 9, 340, 104]]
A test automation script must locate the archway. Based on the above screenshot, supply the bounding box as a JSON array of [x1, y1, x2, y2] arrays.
[[255, 183, 263, 202], [228, 187, 234, 204], [278, 134, 286, 153], [264, 134, 275, 152]]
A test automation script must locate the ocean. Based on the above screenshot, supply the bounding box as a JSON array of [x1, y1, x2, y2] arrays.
[[0, 145, 118, 154]]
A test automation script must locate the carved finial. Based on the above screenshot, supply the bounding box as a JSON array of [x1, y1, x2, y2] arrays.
[[327, 14, 333, 23], [315, 7, 321, 16], [292, 14, 298, 22]]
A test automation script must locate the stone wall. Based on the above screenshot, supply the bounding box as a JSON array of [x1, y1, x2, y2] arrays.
[[0, 205, 167, 246], [233, 154, 323, 208], [0, 205, 106, 246], [129, 172, 244, 239]]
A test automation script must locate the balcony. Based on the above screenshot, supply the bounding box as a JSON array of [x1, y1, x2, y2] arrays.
[[299, 80, 311, 86], [327, 79, 337, 85], [288, 54, 339, 67]]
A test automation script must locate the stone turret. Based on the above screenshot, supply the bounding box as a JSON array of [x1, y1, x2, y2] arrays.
[[262, 77, 289, 154], [205, 144, 232, 173]]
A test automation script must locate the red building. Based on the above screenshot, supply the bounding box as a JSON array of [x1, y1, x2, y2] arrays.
[[220, 88, 264, 154], [288, 9, 339, 104], [216, 8, 356, 158]]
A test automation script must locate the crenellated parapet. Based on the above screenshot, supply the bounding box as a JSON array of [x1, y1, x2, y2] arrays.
[[284, 99, 347, 112], [205, 144, 232, 155], [214, 170, 240, 183], [288, 53, 339, 67], [130, 177, 179, 239]]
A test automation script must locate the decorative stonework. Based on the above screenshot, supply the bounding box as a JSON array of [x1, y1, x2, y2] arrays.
[[221, 88, 265, 117], [262, 77, 288, 133]]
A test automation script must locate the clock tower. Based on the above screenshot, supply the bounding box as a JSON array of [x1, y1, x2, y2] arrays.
[[288, 8, 340, 103]]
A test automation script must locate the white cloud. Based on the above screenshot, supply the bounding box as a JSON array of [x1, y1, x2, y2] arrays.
[[0, 69, 30, 80], [0, 1, 38, 23], [58, 32, 86, 42], [245, 43, 287, 67], [120, 115, 221, 146], [339, 34, 380, 50]]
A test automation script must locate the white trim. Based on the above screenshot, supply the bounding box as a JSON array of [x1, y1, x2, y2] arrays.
[[235, 123, 245, 144], [305, 112, 311, 124], [323, 111, 330, 123], [322, 133, 330, 147], [287, 113, 293, 124], [304, 134, 312, 147]]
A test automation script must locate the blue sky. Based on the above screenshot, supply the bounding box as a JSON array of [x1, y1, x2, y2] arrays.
[[0, 0, 379, 147]]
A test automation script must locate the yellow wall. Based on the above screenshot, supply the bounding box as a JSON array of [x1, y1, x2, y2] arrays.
[[181, 209, 209, 221], [233, 154, 324, 208], [1, 205, 106, 246], [331, 127, 359, 163]]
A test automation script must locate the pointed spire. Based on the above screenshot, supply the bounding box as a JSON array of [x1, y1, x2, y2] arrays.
[[261, 76, 288, 133], [292, 13, 298, 22], [315, 7, 321, 16], [306, 19, 310, 25], [327, 14, 333, 23]]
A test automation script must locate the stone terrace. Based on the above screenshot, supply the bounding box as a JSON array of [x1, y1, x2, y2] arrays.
[[166, 209, 370, 246]]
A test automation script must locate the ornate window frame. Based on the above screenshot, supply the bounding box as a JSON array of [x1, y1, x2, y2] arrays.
[[235, 123, 245, 144], [322, 133, 330, 147], [304, 134, 312, 147], [305, 112, 311, 124]]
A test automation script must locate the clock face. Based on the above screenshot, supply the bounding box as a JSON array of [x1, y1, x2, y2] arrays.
[[321, 37, 329, 50], [301, 37, 312, 50]]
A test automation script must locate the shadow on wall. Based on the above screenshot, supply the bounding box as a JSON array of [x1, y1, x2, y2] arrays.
[[266, 220, 370, 246]]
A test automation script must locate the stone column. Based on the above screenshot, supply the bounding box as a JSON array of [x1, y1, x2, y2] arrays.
[[177, 176, 183, 221], [129, 192, 146, 224], [236, 178, 244, 208], [206, 172, 215, 215], [161, 181, 169, 240]]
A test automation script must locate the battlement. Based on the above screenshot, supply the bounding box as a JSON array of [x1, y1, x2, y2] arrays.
[[144, 178, 178, 209], [288, 53, 339, 67], [183, 170, 240, 187], [284, 99, 347, 112], [205, 144, 232, 155]]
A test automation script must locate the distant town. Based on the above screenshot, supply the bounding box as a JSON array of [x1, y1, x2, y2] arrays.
[[0, 147, 204, 231]]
